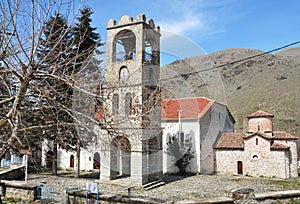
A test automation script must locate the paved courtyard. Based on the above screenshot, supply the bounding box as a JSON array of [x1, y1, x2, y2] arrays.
[[25, 171, 300, 203]]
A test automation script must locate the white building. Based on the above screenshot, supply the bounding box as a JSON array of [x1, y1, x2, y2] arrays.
[[41, 97, 235, 176], [161, 97, 235, 174]]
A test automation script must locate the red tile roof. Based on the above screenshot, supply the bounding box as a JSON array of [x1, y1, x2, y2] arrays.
[[161, 97, 213, 120], [273, 131, 298, 140], [243, 132, 273, 140], [95, 107, 104, 121], [270, 142, 290, 151], [247, 110, 274, 118], [216, 132, 296, 151], [215, 133, 245, 149]]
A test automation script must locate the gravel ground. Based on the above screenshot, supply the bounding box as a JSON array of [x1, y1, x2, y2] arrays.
[[21, 171, 299, 203]]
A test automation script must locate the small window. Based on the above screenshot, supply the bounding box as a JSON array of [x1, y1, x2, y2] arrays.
[[112, 93, 119, 115], [125, 93, 132, 115], [149, 67, 154, 81], [119, 66, 129, 85], [256, 138, 258, 145], [237, 161, 243, 175]]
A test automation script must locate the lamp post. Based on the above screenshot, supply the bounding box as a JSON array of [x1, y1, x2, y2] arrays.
[[177, 110, 182, 141]]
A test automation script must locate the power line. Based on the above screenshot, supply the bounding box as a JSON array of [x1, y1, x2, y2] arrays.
[[161, 40, 300, 81]]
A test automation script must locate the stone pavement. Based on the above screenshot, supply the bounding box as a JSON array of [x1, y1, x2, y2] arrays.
[[22, 172, 299, 203]]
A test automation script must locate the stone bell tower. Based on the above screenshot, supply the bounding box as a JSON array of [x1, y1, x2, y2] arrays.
[[100, 14, 162, 185]]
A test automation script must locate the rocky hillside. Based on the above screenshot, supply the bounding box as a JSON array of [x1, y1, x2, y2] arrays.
[[161, 47, 300, 138]]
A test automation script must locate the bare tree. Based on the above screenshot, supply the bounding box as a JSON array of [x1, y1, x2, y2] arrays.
[[0, 1, 162, 182], [0, 0, 102, 165]]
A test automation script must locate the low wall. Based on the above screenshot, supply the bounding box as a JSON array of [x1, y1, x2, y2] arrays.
[[67, 190, 164, 204], [0, 165, 25, 180], [1, 181, 37, 202], [176, 189, 300, 204]]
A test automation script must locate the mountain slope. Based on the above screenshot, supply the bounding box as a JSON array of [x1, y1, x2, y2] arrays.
[[161, 48, 300, 137]]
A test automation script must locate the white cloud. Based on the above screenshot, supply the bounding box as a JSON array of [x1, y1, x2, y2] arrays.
[[158, 12, 204, 35]]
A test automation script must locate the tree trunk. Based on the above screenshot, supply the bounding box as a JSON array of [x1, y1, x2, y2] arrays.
[[52, 141, 57, 175], [75, 137, 80, 178]]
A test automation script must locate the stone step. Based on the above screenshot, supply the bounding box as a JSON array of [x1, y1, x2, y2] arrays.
[[141, 180, 161, 189], [143, 181, 165, 190]]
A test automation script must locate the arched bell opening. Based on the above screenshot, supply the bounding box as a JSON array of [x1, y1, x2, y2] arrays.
[[112, 30, 136, 62]]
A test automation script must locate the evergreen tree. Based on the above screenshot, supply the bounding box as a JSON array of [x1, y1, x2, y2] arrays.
[[71, 7, 102, 178], [39, 13, 73, 73], [37, 13, 75, 174], [72, 7, 101, 66]]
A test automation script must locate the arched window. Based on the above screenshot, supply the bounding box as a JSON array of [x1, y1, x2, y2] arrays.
[[93, 152, 100, 169], [113, 30, 136, 62], [119, 66, 129, 85], [112, 93, 119, 115], [144, 34, 159, 65], [149, 67, 154, 81], [145, 41, 153, 64], [125, 92, 132, 115]]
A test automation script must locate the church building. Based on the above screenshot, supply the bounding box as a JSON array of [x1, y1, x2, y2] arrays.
[[40, 15, 298, 185], [215, 110, 298, 178], [161, 97, 235, 174]]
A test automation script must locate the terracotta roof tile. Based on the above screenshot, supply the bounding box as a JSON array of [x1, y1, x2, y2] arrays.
[[247, 110, 274, 118], [270, 142, 290, 151], [95, 106, 104, 121], [273, 131, 298, 140], [243, 132, 273, 140], [161, 97, 213, 120], [215, 133, 245, 149]]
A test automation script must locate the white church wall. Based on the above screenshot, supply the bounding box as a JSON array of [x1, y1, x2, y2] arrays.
[[162, 120, 199, 174], [41, 139, 101, 171], [57, 149, 74, 170], [41, 140, 52, 167], [200, 104, 234, 174]]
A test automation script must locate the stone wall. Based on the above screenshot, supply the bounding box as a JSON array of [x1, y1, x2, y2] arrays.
[[216, 136, 294, 178], [1, 181, 37, 202], [0, 165, 25, 180], [66, 189, 163, 204], [247, 117, 273, 133], [216, 149, 244, 175]]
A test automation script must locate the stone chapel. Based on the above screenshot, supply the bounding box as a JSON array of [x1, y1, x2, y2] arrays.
[[215, 110, 298, 178]]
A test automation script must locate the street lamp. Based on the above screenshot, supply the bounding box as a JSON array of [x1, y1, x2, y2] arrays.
[[177, 110, 182, 143]]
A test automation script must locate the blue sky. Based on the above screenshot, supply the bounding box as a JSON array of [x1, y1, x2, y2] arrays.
[[86, 0, 300, 65]]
